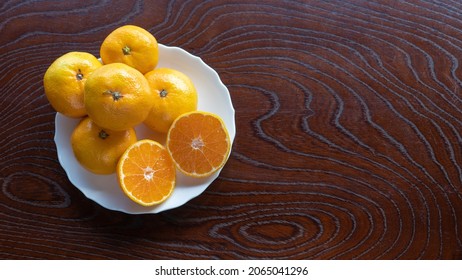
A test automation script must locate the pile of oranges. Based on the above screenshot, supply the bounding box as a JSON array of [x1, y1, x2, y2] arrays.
[[43, 25, 231, 207]]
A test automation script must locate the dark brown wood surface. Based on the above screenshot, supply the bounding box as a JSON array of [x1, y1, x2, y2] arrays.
[[1, 0, 462, 259]]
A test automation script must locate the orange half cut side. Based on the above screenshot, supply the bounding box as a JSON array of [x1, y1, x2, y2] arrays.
[[117, 139, 176, 206], [167, 111, 231, 178]]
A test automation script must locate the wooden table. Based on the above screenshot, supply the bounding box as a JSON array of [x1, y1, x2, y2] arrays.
[[1, 0, 462, 259]]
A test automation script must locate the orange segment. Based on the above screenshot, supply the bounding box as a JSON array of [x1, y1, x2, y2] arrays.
[[167, 111, 231, 178], [117, 139, 176, 206]]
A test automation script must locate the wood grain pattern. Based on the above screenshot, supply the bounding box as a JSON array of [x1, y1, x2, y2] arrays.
[[1, 0, 462, 259]]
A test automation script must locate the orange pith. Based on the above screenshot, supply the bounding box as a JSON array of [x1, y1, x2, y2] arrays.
[[117, 139, 176, 206], [167, 111, 231, 178]]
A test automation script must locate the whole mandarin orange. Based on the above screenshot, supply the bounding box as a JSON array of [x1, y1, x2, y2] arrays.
[[84, 63, 153, 131], [144, 68, 198, 134], [100, 25, 159, 74], [44, 52, 102, 117], [71, 117, 137, 174]]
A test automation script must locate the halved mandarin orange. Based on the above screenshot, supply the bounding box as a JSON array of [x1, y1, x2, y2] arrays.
[[166, 111, 231, 178], [117, 139, 176, 206]]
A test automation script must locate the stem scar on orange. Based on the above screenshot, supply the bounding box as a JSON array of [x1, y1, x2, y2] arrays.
[[117, 139, 176, 206], [166, 111, 231, 178], [100, 25, 159, 74], [84, 63, 153, 131], [71, 117, 137, 174], [43, 52, 102, 117]]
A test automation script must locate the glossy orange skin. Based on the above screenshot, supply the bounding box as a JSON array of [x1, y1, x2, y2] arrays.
[[100, 25, 159, 74], [144, 68, 198, 134], [43, 52, 102, 117], [84, 63, 154, 131], [71, 117, 137, 174]]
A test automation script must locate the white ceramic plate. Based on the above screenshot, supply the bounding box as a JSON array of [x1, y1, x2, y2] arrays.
[[54, 44, 235, 214]]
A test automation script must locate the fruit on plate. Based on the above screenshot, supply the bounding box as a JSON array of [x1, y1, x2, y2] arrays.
[[117, 139, 176, 206], [84, 63, 153, 131], [71, 117, 137, 174], [100, 25, 159, 74], [44, 24, 233, 207], [144, 68, 198, 134], [166, 111, 231, 178], [43, 52, 102, 118]]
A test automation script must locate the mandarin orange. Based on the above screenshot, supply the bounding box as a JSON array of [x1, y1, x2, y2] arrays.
[[144, 68, 198, 134], [166, 111, 231, 178], [71, 117, 137, 174], [84, 63, 153, 131], [44, 52, 102, 117], [117, 139, 176, 206], [100, 25, 159, 74]]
